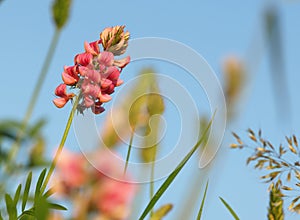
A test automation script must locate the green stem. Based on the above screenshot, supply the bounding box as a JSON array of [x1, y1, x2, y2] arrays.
[[124, 128, 135, 175], [40, 93, 80, 195], [7, 29, 61, 165], [150, 149, 156, 217]]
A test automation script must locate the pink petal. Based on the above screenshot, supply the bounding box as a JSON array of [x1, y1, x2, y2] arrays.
[[92, 101, 105, 114], [54, 84, 67, 97], [103, 84, 115, 95], [101, 78, 112, 89], [99, 93, 112, 103], [62, 70, 78, 85], [86, 69, 101, 83], [67, 92, 75, 99], [78, 66, 90, 76], [107, 67, 120, 81], [82, 82, 101, 98], [53, 97, 68, 108], [84, 95, 94, 108], [74, 52, 93, 66], [116, 79, 123, 86], [113, 56, 130, 69], [84, 40, 101, 55], [97, 51, 114, 66]]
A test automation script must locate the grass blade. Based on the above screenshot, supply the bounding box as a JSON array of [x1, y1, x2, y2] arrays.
[[196, 180, 209, 220], [49, 203, 67, 211], [5, 194, 17, 220], [124, 129, 134, 174], [138, 114, 214, 219], [219, 197, 240, 220], [22, 171, 32, 211], [43, 187, 55, 198], [35, 168, 47, 201], [13, 184, 22, 205]]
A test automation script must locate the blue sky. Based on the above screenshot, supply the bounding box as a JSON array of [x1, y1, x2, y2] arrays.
[[1, 0, 300, 219]]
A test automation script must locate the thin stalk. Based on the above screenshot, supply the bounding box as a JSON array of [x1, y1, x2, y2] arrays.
[[124, 128, 135, 175], [40, 93, 80, 195], [7, 29, 61, 165], [150, 149, 157, 217]]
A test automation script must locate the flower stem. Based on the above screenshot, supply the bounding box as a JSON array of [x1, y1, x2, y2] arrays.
[[40, 93, 80, 195], [124, 128, 135, 175], [150, 152, 156, 217], [7, 29, 61, 167]]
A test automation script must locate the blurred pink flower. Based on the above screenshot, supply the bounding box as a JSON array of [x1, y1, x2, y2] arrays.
[[54, 149, 87, 193], [89, 149, 137, 219], [52, 148, 137, 218], [94, 179, 136, 219]]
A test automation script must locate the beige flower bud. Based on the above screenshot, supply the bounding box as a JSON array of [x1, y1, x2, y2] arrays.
[[100, 26, 130, 56]]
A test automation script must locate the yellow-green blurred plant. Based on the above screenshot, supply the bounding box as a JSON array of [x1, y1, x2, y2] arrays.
[[222, 56, 245, 120], [150, 204, 173, 220], [268, 182, 284, 220]]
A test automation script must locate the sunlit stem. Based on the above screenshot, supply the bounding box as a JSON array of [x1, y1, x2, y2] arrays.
[[7, 29, 61, 167], [124, 128, 135, 175], [40, 92, 80, 195], [150, 149, 157, 217]]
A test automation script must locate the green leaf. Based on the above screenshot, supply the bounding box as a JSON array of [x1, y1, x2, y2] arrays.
[[19, 209, 35, 219], [150, 204, 173, 220], [22, 171, 32, 211], [0, 211, 3, 220], [43, 187, 55, 198], [49, 203, 67, 211], [219, 197, 240, 220], [34, 168, 47, 202], [197, 181, 209, 220], [35, 196, 49, 220], [138, 114, 214, 219], [13, 184, 22, 205], [5, 194, 17, 220]]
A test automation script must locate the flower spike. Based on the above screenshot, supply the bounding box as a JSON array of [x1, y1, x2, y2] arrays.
[[53, 26, 130, 115]]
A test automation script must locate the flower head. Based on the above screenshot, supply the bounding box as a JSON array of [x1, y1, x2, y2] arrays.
[[53, 26, 130, 115]]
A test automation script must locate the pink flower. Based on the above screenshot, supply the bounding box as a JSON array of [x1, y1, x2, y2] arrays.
[[53, 26, 131, 115], [94, 179, 136, 219], [89, 150, 137, 219], [54, 149, 87, 193], [61, 65, 79, 85], [53, 84, 75, 108]]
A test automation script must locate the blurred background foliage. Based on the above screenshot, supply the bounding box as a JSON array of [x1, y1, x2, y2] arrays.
[[0, 0, 300, 219]]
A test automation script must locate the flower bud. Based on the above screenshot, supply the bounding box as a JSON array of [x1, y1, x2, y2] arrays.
[[100, 26, 130, 56], [52, 0, 72, 30]]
